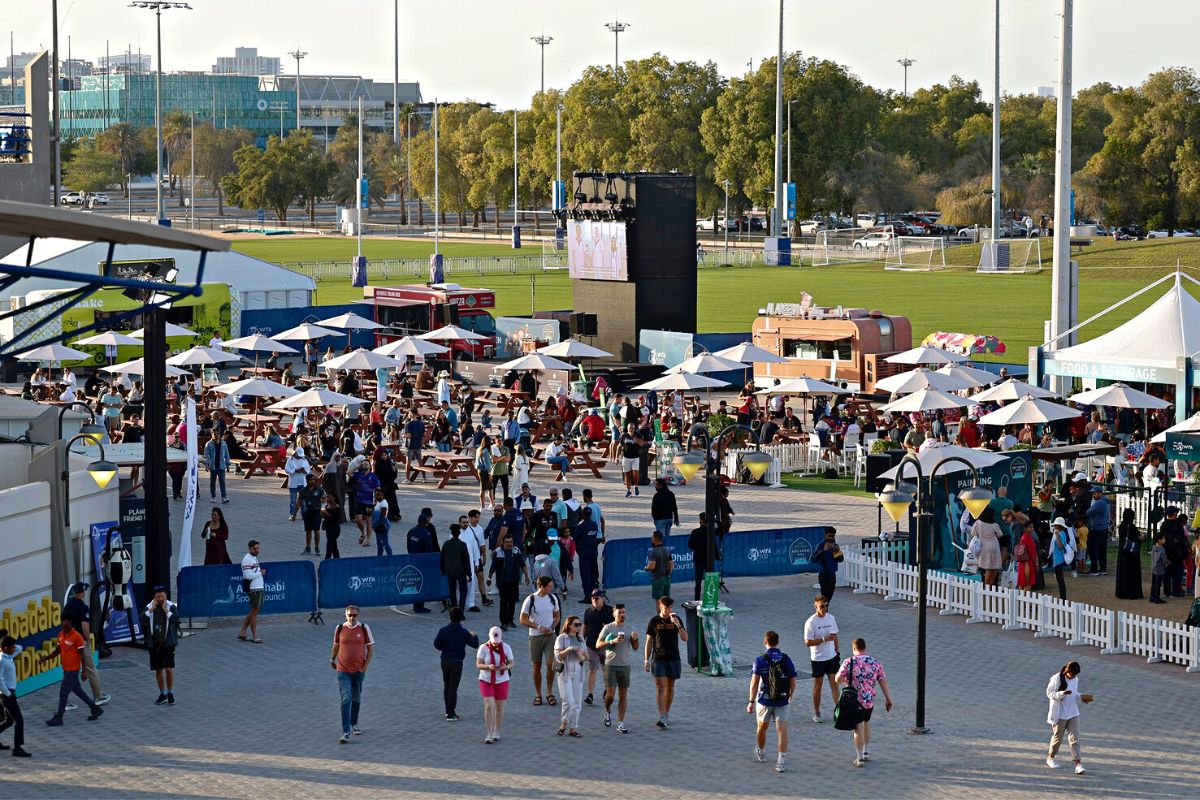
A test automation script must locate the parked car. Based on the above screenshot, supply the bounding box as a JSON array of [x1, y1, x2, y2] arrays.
[[1113, 225, 1146, 241], [89, 193, 110, 206], [59, 191, 86, 206], [853, 232, 894, 249], [696, 216, 721, 232], [728, 215, 766, 232], [855, 213, 877, 228], [797, 219, 826, 235], [1147, 228, 1196, 238]]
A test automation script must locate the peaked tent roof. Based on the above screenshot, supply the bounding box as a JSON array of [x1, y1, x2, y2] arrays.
[[1047, 274, 1200, 369]]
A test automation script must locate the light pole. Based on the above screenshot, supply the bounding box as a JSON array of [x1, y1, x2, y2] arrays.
[[288, 49, 307, 134], [512, 108, 520, 249], [897, 54, 915, 99], [52, 0, 61, 204], [129, 1, 192, 225], [405, 110, 421, 226], [189, 110, 194, 228], [722, 179, 730, 263], [531, 35, 553, 94], [392, 0, 399, 144], [771, 0, 785, 239], [878, 455, 994, 735], [990, 0, 1001, 261], [787, 99, 800, 186], [62, 435, 118, 535], [604, 19, 629, 72]]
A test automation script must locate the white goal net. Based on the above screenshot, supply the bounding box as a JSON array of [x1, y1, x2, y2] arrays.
[[884, 236, 947, 271], [810, 227, 895, 266], [977, 238, 1043, 274]]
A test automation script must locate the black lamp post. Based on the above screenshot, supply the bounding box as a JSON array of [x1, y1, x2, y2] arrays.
[[878, 453, 993, 734], [61, 434, 119, 534]]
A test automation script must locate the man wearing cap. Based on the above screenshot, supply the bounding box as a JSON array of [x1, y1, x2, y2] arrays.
[[1161, 506, 1189, 597], [61, 583, 110, 707], [1084, 486, 1111, 576], [581, 589, 614, 707]]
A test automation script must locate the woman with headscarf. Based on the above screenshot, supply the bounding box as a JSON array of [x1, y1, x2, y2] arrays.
[[1113, 508, 1143, 599], [476, 626, 513, 744], [1015, 521, 1040, 590]]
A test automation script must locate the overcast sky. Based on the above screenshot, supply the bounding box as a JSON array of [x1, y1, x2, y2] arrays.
[[10, 1, 1200, 108]]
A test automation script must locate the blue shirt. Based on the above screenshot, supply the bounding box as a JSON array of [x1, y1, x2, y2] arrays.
[[1086, 496, 1111, 531], [573, 520, 601, 556], [0, 644, 23, 695], [433, 622, 480, 663], [500, 508, 526, 544], [405, 419, 426, 450], [407, 524, 434, 554], [809, 542, 843, 574], [753, 647, 797, 707]]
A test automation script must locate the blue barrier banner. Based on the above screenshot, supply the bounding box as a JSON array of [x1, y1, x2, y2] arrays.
[[318, 554, 449, 609], [601, 527, 828, 590], [177, 560, 317, 618]]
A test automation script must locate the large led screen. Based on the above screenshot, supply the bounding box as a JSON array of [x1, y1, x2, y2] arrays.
[[566, 219, 629, 281]]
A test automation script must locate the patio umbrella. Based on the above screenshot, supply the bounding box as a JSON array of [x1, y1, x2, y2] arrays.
[[374, 336, 450, 359], [976, 395, 1080, 427], [418, 324, 488, 374], [971, 378, 1059, 403], [272, 323, 343, 341], [1151, 412, 1200, 443], [666, 353, 748, 374], [18, 343, 91, 363], [127, 322, 198, 339], [498, 353, 576, 372], [934, 363, 998, 389], [537, 339, 612, 359], [316, 312, 384, 348], [878, 441, 1007, 482], [880, 388, 970, 414], [212, 377, 299, 432], [1068, 383, 1171, 410], [320, 348, 403, 372], [102, 358, 188, 377], [713, 342, 786, 384], [753, 377, 848, 396], [223, 334, 299, 372], [166, 346, 244, 367], [266, 387, 367, 411], [885, 345, 967, 365], [875, 367, 973, 395], [73, 331, 144, 347], [632, 372, 729, 392]]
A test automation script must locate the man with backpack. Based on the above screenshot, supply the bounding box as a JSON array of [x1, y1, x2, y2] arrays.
[[520, 576, 562, 707], [747, 630, 797, 772]]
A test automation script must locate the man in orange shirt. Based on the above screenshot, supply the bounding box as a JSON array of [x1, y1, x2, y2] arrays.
[[330, 605, 373, 744], [38, 617, 103, 726]]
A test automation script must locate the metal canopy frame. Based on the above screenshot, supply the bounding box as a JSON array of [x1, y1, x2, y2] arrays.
[[0, 199, 229, 355]]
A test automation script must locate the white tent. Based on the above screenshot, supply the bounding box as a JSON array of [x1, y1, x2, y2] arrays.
[[0, 238, 315, 310]]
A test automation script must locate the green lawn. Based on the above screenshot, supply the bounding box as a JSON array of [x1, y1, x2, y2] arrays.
[[779, 473, 868, 497], [232, 236, 1200, 359]]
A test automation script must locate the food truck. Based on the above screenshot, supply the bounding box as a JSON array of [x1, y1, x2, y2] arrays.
[[750, 301, 913, 393], [363, 283, 497, 359]]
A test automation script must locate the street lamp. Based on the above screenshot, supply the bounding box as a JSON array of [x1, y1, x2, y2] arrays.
[[878, 454, 993, 735], [288, 49, 307, 134], [722, 179, 731, 263], [62, 434, 118, 534], [58, 401, 106, 445], [128, 1, 192, 225], [531, 35, 553, 94], [604, 19, 629, 72]]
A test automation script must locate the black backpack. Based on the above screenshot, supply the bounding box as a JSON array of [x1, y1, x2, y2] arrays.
[[764, 653, 791, 703], [1186, 598, 1200, 629]]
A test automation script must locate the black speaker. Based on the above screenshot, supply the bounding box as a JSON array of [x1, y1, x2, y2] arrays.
[[569, 313, 597, 337], [440, 304, 460, 325], [866, 449, 907, 494]]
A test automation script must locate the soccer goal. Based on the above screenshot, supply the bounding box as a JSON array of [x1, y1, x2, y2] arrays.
[[977, 238, 1043, 274], [810, 226, 895, 266], [884, 236, 947, 271]]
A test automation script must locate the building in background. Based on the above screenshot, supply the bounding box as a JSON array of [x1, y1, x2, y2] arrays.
[[213, 47, 281, 77], [96, 53, 152, 75], [260, 75, 422, 141]]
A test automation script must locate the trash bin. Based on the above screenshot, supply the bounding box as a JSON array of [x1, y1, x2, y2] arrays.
[[681, 601, 709, 670]]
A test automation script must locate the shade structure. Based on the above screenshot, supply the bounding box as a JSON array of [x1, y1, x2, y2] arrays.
[[127, 322, 198, 339], [537, 339, 612, 359], [498, 353, 576, 372], [418, 324, 487, 342], [713, 342, 786, 364], [971, 378, 1059, 403], [373, 336, 449, 358], [753, 377, 848, 397], [102, 358, 187, 377], [272, 323, 343, 341], [934, 363, 998, 388], [666, 353, 748, 375], [266, 388, 367, 411], [166, 346, 244, 367], [880, 388, 970, 413], [632, 372, 729, 391], [1151, 412, 1200, 443], [223, 334, 299, 354], [874, 367, 973, 395], [211, 377, 298, 398], [976, 395, 1080, 426], [73, 331, 144, 347], [885, 345, 967, 365], [320, 348, 403, 372], [18, 343, 91, 362], [1068, 382, 1171, 410], [316, 312, 384, 331], [878, 441, 1008, 482]]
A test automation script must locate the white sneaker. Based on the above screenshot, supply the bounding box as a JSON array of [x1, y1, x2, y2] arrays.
[[812, 713, 824, 724], [1074, 763, 1086, 775], [754, 747, 766, 763], [1072, 571, 1078, 578], [853, 758, 864, 768], [65, 703, 78, 711], [862, 752, 870, 762], [616, 721, 628, 734], [775, 761, 786, 773], [1046, 758, 1061, 769], [95, 694, 112, 706], [351, 726, 362, 735], [338, 734, 349, 744]]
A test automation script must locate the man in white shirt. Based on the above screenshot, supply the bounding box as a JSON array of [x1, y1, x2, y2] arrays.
[[209, 330, 224, 350], [238, 540, 266, 643], [802, 595, 839, 724], [999, 429, 1018, 451], [459, 513, 486, 611], [519, 576, 562, 705]]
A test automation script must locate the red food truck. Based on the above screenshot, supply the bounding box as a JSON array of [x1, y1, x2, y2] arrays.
[[363, 283, 497, 359]]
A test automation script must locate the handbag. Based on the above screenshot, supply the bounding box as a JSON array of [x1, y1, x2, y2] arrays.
[[833, 656, 862, 731]]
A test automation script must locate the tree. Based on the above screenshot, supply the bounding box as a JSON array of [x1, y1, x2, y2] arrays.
[[95, 122, 146, 196], [368, 133, 409, 222], [161, 109, 192, 204], [194, 124, 253, 215], [935, 174, 993, 226], [64, 139, 122, 197], [221, 136, 315, 222], [876, 77, 988, 175]]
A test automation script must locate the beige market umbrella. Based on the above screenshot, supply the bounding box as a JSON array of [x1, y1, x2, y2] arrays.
[[971, 378, 1059, 403], [934, 363, 998, 388], [880, 388, 970, 413], [885, 345, 967, 365], [976, 395, 1079, 426], [875, 367, 973, 395]]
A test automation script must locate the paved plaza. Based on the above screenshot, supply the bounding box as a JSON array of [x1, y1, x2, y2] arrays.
[[2, 472, 1197, 799]]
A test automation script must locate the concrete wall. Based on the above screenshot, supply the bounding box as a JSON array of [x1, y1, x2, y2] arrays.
[[0, 52, 51, 257]]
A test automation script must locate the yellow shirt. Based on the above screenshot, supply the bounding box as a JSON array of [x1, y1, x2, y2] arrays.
[[1074, 525, 1088, 550]]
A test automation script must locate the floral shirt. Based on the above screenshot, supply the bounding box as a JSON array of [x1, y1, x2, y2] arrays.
[[835, 654, 887, 709]]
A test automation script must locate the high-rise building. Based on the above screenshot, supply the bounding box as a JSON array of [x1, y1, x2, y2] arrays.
[[97, 53, 152, 74], [4, 53, 40, 73], [213, 47, 281, 77]]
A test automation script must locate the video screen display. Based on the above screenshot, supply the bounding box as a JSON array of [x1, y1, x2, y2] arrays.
[[567, 219, 628, 281]]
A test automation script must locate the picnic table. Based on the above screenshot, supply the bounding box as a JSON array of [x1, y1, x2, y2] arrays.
[[233, 413, 282, 440], [528, 414, 564, 443], [399, 449, 477, 488], [529, 443, 606, 481], [239, 445, 287, 479], [475, 386, 528, 413]]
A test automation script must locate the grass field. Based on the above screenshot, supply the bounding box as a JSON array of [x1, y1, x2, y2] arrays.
[[231, 236, 1200, 361]]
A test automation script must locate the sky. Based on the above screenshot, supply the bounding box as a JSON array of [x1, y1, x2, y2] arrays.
[[9, 0, 1200, 108]]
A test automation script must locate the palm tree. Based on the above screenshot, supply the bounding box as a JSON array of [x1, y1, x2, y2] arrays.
[[161, 110, 192, 206], [96, 122, 145, 197]]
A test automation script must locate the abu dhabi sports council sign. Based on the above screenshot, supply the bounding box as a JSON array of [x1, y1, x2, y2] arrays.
[[317, 554, 449, 608], [177, 561, 317, 618]]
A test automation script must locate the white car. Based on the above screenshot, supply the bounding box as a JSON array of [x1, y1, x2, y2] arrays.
[[797, 219, 826, 235], [59, 192, 86, 206], [696, 217, 723, 232], [1147, 229, 1196, 238], [853, 232, 893, 249], [89, 193, 110, 206]]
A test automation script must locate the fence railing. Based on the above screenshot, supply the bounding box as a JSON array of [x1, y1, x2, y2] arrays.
[[840, 542, 1200, 672]]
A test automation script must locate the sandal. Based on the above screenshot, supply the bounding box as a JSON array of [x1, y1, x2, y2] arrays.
[[557, 726, 566, 736], [533, 696, 543, 706], [236, 634, 248, 642], [251, 638, 264, 644], [568, 731, 581, 738], [547, 694, 557, 706]]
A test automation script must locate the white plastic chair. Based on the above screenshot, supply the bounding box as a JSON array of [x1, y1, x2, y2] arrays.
[[852, 443, 868, 487]]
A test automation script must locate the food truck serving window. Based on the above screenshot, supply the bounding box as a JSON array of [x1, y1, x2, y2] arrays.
[[377, 303, 428, 335], [782, 337, 852, 361], [457, 314, 496, 335]]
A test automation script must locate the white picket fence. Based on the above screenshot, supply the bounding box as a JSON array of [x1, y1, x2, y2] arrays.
[[840, 545, 1200, 673]]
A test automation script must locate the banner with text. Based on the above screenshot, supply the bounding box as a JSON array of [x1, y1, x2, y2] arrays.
[[600, 526, 829, 589], [176, 560, 317, 618], [317, 554, 450, 609], [88, 521, 142, 644]]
